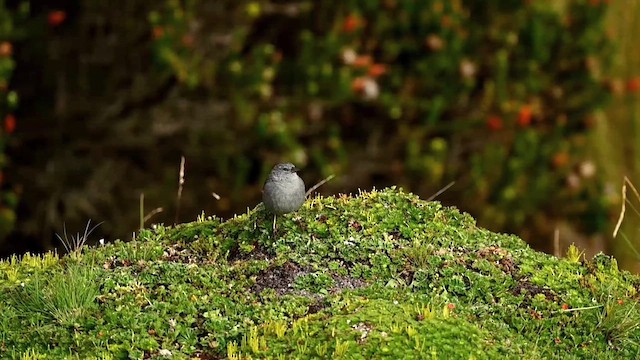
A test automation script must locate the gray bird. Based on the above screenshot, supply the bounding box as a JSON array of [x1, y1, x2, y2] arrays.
[[262, 163, 306, 215]]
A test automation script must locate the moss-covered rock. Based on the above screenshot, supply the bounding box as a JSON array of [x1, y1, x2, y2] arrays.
[[1, 188, 639, 359]]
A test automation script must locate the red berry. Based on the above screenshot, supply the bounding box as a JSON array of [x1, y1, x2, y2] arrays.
[[0, 42, 12, 57], [518, 105, 533, 127], [626, 77, 640, 93], [342, 14, 363, 33], [4, 114, 16, 134], [48, 10, 67, 27], [368, 64, 387, 78], [487, 115, 503, 131]]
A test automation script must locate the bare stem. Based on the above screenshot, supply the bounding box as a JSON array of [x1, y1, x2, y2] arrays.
[[175, 156, 186, 224], [143, 208, 164, 224], [306, 174, 335, 197], [426, 181, 455, 202]]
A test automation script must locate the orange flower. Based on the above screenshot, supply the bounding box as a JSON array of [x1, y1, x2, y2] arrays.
[[561, 303, 569, 310], [4, 114, 16, 134], [342, 14, 363, 33], [626, 77, 640, 93], [352, 55, 372, 68], [0, 42, 12, 57], [152, 26, 165, 39], [552, 152, 569, 167], [447, 303, 456, 310], [48, 10, 66, 27], [351, 77, 367, 93], [486, 115, 503, 131], [368, 64, 387, 77], [518, 105, 533, 127]]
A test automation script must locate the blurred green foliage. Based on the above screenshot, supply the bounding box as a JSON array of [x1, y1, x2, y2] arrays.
[[0, 1, 28, 243], [149, 0, 613, 244]]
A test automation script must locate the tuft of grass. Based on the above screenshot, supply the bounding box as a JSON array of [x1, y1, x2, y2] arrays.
[[11, 264, 100, 326], [56, 220, 102, 256], [598, 296, 640, 349], [18, 349, 47, 360]]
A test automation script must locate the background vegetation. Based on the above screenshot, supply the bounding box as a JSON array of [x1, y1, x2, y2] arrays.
[[0, 1, 637, 271]]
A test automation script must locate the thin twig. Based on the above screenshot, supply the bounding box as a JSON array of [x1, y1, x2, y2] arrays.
[[626, 198, 640, 218], [143, 208, 164, 224], [141, 191, 164, 227], [175, 156, 186, 224], [620, 232, 640, 260], [557, 304, 603, 313], [626, 176, 640, 202], [139, 193, 144, 230], [305, 174, 335, 197], [60, 223, 70, 253], [426, 181, 455, 202], [554, 228, 560, 258], [613, 178, 628, 238]]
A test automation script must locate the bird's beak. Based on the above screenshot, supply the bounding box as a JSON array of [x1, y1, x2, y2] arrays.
[[292, 166, 301, 173]]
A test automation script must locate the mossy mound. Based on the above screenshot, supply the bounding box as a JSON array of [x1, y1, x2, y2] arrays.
[[1, 187, 639, 359]]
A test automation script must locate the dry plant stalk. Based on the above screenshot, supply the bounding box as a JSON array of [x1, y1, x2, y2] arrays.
[[613, 176, 640, 238], [175, 156, 186, 224], [554, 228, 560, 258], [139, 193, 164, 229], [426, 181, 455, 202], [306, 174, 335, 197], [144, 208, 164, 224]]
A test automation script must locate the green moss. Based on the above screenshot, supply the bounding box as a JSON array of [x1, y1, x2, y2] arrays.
[[1, 187, 639, 359]]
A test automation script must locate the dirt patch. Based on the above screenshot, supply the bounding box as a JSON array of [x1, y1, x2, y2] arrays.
[[227, 242, 274, 262], [102, 257, 134, 269], [307, 299, 329, 314], [511, 279, 558, 304], [251, 262, 368, 297], [252, 262, 306, 296], [388, 229, 405, 241], [477, 246, 519, 276]]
